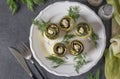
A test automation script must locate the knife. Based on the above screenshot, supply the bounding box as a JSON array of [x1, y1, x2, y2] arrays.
[[8, 47, 32, 77]]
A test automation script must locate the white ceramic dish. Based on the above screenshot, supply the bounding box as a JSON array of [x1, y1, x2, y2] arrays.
[[29, 1, 106, 77]]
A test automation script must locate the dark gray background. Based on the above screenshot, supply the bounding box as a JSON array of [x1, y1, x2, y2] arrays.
[[0, 0, 111, 79]]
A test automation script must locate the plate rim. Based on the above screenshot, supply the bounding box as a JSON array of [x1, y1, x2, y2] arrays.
[[29, 1, 106, 77]]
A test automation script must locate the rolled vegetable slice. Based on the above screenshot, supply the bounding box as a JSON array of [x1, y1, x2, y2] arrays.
[[76, 23, 92, 38], [59, 16, 74, 32], [69, 40, 84, 55], [45, 23, 60, 39], [53, 43, 67, 56]]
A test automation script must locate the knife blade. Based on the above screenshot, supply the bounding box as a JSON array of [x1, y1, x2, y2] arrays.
[[8, 47, 32, 77]]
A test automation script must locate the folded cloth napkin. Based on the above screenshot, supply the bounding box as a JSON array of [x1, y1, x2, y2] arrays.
[[105, 35, 120, 79], [105, 0, 120, 79]]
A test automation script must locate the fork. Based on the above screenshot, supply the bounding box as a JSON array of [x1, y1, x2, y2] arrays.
[[18, 42, 46, 79]]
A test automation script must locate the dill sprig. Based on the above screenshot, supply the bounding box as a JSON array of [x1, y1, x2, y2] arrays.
[[7, 0, 46, 15], [68, 6, 80, 21], [74, 54, 86, 73], [87, 69, 100, 79], [90, 30, 99, 47], [46, 55, 65, 68], [62, 34, 76, 43], [21, 0, 45, 11], [33, 20, 47, 32], [7, 0, 18, 15]]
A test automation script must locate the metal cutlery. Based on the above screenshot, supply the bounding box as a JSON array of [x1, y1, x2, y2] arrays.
[[17, 42, 46, 79], [8, 47, 39, 79]]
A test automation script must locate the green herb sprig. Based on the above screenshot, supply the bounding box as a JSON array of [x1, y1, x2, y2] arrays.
[[87, 69, 100, 79], [68, 6, 80, 21], [7, 0, 46, 15], [7, 0, 18, 15], [46, 55, 65, 68], [21, 0, 45, 11], [74, 54, 86, 73], [62, 34, 76, 43], [33, 20, 47, 32], [90, 30, 99, 47]]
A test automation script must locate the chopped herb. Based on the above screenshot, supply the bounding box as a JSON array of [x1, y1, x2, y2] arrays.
[[46, 55, 65, 68], [74, 54, 86, 73], [68, 6, 80, 21], [7, 0, 18, 15], [62, 34, 76, 43], [33, 20, 47, 32], [87, 69, 100, 79], [90, 30, 99, 47]]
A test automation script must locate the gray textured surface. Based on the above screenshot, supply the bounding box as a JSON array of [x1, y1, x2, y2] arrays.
[[0, 0, 111, 79]]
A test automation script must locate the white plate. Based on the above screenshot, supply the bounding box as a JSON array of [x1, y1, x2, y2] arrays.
[[29, 1, 106, 77]]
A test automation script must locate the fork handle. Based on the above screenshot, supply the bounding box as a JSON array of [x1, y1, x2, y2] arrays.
[[30, 58, 46, 79]]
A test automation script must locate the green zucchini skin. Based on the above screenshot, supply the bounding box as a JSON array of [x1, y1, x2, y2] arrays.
[[69, 40, 84, 55], [45, 23, 60, 39]]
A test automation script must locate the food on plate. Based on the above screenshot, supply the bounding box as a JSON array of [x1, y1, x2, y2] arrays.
[[69, 40, 84, 55], [33, 5, 100, 73], [76, 23, 92, 38], [59, 16, 74, 32], [45, 23, 60, 39], [53, 43, 67, 56]]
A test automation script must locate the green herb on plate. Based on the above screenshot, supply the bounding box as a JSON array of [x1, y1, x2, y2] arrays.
[[62, 34, 76, 44], [87, 69, 100, 79], [7, 0, 18, 15], [46, 55, 65, 68], [33, 20, 47, 32], [68, 6, 80, 21], [74, 54, 86, 73], [90, 30, 99, 47]]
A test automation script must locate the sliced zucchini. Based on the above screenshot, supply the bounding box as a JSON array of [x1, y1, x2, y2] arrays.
[[53, 43, 67, 56], [76, 23, 92, 38], [45, 23, 59, 39], [59, 16, 74, 32], [69, 40, 84, 55]]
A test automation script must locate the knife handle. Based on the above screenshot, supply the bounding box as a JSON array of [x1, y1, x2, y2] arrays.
[[26, 60, 44, 79], [31, 57, 47, 79]]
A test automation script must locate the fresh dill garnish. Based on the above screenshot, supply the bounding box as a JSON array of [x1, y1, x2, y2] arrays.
[[90, 30, 99, 47], [7, 0, 18, 15], [68, 6, 80, 21], [87, 69, 100, 79], [7, 0, 46, 15], [21, 0, 45, 11], [74, 54, 86, 73], [46, 55, 65, 68], [33, 20, 47, 32], [62, 34, 76, 43]]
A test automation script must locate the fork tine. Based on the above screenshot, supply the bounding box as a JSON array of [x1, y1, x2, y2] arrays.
[[22, 42, 32, 54], [19, 43, 28, 57]]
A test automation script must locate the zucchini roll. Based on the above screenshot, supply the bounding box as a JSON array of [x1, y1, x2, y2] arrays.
[[45, 23, 59, 39], [53, 43, 67, 56], [59, 16, 74, 32], [69, 40, 84, 55], [76, 23, 92, 38]]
